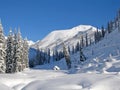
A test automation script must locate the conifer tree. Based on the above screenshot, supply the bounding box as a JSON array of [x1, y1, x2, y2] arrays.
[[23, 38, 29, 68], [52, 50, 55, 62], [68, 46, 71, 54], [47, 48, 50, 63], [76, 42, 80, 52], [101, 26, 105, 38], [63, 43, 71, 69], [13, 31, 18, 72], [6, 29, 14, 73], [118, 9, 120, 31], [14, 29, 23, 72], [72, 46, 75, 54], [0, 20, 6, 73], [35, 45, 41, 65], [80, 35, 84, 48], [80, 45, 86, 62], [55, 49, 59, 61], [85, 33, 88, 47], [89, 38, 92, 45]]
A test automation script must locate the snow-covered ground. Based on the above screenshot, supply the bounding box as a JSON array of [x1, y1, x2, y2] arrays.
[[0, 69, 120, 90], [1, 25, 120, 90]]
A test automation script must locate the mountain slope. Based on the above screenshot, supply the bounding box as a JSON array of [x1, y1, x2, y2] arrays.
[[32, 25, 97, 51], [69, 27, 120, 73], [33, 26, 120, 74]]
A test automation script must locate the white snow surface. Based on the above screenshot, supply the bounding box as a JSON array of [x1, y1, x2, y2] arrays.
[[0, 69, 120, 90]]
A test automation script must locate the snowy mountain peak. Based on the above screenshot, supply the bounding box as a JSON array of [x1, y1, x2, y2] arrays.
[[27, 40, 35, 46], [32, 25, 97, 50], [72, 25, 94, 31]]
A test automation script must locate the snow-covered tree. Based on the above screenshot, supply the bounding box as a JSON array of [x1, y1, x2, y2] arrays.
[[23, 38, 29, 68], [14, 29, 23, 72], [35, 45, 41, 65], [0, 20, 6, 73], [89, 38, 92, 46], [80, 35, 84, 48], [54, 49, 59, 61], [63, 43, 71, 69], [72, 45, 75, 54], [118, 9, 120, 31], [6, 29, 14, 73], [94, 28, 102, 43], [80, 45, 86, 62], [75, 42, 80, 52], [85, 33, 88, 47], [101, 26, 105, 38], [68, 46, 71, 54], [47, 48, 50, 63]]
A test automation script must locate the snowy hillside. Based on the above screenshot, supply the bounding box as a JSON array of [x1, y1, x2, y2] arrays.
[[32, 25, 97, 50], [32, 28, 120, 73], [66, 27, 120, 73]]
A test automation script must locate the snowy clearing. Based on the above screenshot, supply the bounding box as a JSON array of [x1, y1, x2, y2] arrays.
[[0, 69, 120, 90]]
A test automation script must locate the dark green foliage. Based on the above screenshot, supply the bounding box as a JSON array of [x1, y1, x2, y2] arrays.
[[101, 26, 105, 38], [75, 42, 80, 52], [85, 33, 88, 47], [72, 46, 75, 54], [80, 46, 86, 62], [63, 43, 71, 69]]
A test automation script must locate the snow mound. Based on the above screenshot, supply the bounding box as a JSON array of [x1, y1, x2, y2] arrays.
[[53, 66, 60, 70]]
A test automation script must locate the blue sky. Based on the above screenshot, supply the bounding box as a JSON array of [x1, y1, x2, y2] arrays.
[[0, 0, 120, 41]]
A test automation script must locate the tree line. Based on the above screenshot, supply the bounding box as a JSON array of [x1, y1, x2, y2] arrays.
[[0, 22, 29, 73]]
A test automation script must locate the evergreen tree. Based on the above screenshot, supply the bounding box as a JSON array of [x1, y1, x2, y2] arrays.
[[47, 48, 50, 63], [107, 22, 111, 33], [6, 30, 14, 73], [68, 46, 71, 54], [23, 38, 29, 68], [53, 50, 55, 62], [0, 20, 6, 73], [80, 35, 84, 48], [58, 51, 64, 60], [94, 28, 102, 43], [75, 42, 80, 52], [89, 38, 92, 46], [94, 31, 97, 43], [14, 29, 23, 72], [85, 33, 88, 47], [101, 26, 105, 38], [35, 45, 41, 65], [80, 45, 86, 62], [12, 31, 17, 72], [63, 43, 71, 69], [118, 9, 120, 31], [43, 51, 46, 64], [55, 49, 59, 61], [72, 46, 75, 54], [107, 21, 113, 33]]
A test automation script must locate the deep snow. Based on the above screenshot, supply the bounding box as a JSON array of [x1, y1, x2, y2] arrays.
[[0, 69, 120, 90]]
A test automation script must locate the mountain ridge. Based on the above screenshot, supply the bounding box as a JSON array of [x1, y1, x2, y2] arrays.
[[31, 25, 97, 51]]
